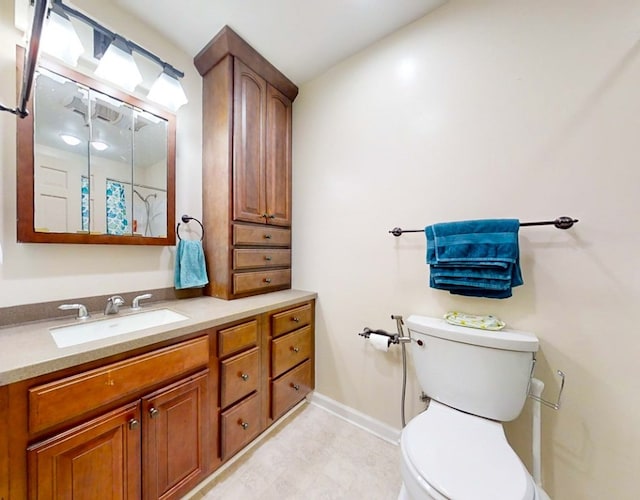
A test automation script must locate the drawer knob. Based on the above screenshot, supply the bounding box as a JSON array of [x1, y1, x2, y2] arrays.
[[241, 373, 249, 381], [292, 384, 300, 391], [263, 234, 272, 239], [263, 278, 272, 284], [292, 316, 300, 323], [264, 256, 272, 261], [128, 418, 139, 430], [149, 407, 159, 419], [240, 421, 249, 430], [291, 346, 300, 353]]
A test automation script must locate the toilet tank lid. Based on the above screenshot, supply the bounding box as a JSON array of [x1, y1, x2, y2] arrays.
[[406, 315, 539, 352]]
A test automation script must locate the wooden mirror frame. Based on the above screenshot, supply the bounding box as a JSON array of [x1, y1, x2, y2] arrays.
[[16, 46, 176, 245]]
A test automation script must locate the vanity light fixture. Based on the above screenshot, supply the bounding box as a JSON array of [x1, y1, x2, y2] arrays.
[[60, 133, 81, 146], [40, 3, 84, 67], [42, 0, 188, 111], [94, 35, 143, 92], [147, 67, 188, 112]]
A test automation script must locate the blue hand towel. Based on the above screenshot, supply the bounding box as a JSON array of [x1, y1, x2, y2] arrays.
[[174, 239, 209, 289], [425, 219, 523, 299]]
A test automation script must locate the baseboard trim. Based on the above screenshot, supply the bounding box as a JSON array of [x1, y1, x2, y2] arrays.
[[307, 392, 401, 445]]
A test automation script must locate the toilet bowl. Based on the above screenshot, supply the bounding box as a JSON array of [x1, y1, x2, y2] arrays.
[[399, 401, 541, 500]]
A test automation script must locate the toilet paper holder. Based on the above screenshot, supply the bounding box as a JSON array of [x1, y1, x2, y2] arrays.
[[358, 315, 414, 347], [527, 357, 566, 411]]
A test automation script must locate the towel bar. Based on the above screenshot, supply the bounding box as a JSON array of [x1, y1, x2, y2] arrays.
[[389, 216, 578, 237], [176, 214, 204, 241]]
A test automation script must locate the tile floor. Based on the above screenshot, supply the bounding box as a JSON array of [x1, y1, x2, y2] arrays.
[[188, 402, 402, 499]]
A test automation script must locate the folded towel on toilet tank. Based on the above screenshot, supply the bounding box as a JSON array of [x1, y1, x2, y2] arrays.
[[425, 219, 523, 299]]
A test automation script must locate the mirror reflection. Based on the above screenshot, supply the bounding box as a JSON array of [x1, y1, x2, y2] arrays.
[[32, 67, 168, 238]]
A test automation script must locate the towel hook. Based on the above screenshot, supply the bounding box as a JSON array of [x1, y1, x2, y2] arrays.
[[176, 214, 204, 241]]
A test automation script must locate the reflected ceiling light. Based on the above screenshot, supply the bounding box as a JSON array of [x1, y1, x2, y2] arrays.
[[90, 140, 108, 151], [147, 68, 188, 112], [41, 5, 84, 67], [60, 133, 81, 146], [94, 36, 143, 92]]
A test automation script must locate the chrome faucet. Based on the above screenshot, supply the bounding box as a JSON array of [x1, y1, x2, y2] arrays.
[[58, 303, 90, 320], [104, 295, 125, 315], [131, 293, 153, 310]]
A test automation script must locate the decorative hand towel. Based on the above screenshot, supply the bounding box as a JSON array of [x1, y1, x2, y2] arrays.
[[425, 219, 523, 299], [174, 239, 209, 289]]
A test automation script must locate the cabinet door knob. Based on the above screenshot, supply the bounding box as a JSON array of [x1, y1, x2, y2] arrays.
[[149, 407, 159, 419], [240, 421, 249, 430], [263, 234, 272, 239], [291, 346, 300, 353], [262, 213, 268, 219], [263, 278, 272, 284], [128, 418, 139, 430], [292, 384, 300, 391], [264, 256, 272, 261], [292, 316, 300, 323], [241, 373, 249, 381], [268, 214, 276, 219]]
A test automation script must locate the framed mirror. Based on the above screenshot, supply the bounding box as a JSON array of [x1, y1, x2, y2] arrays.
[[17, 48, 176, 245]]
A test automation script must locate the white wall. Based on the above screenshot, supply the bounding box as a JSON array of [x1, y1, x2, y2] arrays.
[[0, 0, 202, 306], [292, 1, 640, 498]]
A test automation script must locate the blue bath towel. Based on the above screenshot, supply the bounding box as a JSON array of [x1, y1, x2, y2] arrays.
[[174, 239, 209, 289], [425, 219, 523, 299]]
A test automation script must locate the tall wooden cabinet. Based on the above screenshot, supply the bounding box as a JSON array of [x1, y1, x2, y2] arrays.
[[195, 26, 298, 300]]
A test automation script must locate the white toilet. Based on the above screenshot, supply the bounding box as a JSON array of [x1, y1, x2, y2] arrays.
[[399, 315, 550, 500]]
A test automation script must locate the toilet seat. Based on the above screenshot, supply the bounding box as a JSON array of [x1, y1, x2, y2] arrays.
[[401, 401, 535, 500]]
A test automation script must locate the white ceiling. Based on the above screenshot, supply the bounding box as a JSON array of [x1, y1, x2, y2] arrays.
[[113, 0, 447, 84]]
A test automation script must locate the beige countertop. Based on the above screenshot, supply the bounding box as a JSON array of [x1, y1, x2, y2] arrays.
[[0, 289, 317, 386]]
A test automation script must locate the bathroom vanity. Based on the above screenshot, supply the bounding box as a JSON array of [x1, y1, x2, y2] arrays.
[[0, 289, 315, 500]]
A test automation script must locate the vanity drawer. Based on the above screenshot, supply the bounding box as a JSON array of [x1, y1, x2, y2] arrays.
[[272, 303, 312, 338], [220, 348, 259, 409], [220, 392, 261, 460], [218, 319, 258, 358], [233, 248, 291, 270], [233, 269, 291, 295], [29, 336, 209, 434], [271, 326, 312, 378], [272, 360, 311, 421], [233, 224, 291, 247]]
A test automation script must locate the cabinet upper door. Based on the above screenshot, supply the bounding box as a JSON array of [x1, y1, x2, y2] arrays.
[[27, 402, 141, 500], [233, 59, 267, 224], [266, 85, 292, 226]]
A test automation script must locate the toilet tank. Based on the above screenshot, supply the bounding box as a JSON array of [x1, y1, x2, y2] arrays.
[[406, 315, 538, 422]]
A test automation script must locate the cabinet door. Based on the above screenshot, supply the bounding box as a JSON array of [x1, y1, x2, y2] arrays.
[[142, 371, 208, 500], [265, 84, 292, 226], [27, 402, 141, 500], [233, 59, 267, 224]]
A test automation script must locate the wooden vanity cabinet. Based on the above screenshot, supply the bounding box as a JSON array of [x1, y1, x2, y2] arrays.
[[195, 26, 298, 299], [3, 297, 315, 499]]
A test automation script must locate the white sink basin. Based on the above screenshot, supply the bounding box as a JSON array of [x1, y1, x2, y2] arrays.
[[50, 308, 189, 348]]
